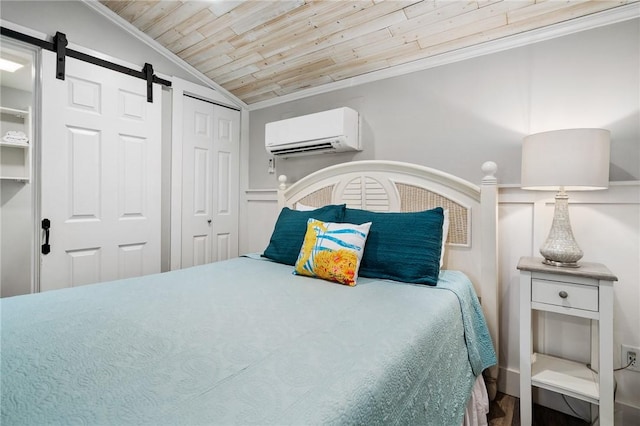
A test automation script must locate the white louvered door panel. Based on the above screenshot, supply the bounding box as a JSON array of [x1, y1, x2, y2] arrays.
[[40, 51, 161, 291]]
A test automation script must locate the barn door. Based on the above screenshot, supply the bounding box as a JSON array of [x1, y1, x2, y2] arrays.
[[181, 96, 239, 267], [39, 50, 161, 291]]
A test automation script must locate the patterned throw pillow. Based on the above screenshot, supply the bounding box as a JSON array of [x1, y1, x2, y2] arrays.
[[294, 219, 372, 286]]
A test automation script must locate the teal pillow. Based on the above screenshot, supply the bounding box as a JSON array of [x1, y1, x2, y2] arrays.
[[342, 207, 444, 285], [263, 205, 346, 265]]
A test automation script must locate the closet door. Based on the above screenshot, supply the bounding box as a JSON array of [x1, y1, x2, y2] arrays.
[[39, 51, 161, 291], [210, 104, 240, 261], [181, 96, 239, 267]]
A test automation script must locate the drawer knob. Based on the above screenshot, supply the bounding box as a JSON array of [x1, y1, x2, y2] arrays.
[[559, 290, 568, 299]]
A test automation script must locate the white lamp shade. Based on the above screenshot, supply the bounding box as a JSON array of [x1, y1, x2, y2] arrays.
[[521, 128, 610, 191]]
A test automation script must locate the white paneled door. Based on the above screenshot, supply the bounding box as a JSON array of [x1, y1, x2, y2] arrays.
[[181, 96, 239, 267], [40, 51, 161, 291]]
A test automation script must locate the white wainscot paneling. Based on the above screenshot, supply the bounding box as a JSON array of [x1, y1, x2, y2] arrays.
[[244, 189, 279, 254], [498, 200, 533, 395]]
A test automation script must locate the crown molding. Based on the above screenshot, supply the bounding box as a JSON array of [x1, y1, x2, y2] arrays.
[[76, 1, 638, 112], [248, 3, 640, 111]]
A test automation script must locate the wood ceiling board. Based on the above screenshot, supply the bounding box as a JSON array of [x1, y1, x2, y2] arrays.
[[274, 75, 334, 96], [507, 0, 590, 24], [243, 90, 280, 105], [328, 56, 393, 81], [181, 43, 235, 68], [97, 0, 638, 106], [198, 55, 235, 75], [257, 7, 408, 68], [414, 1, 628, 59], [247, 1, 381, 60], [209, 51, 265, 77], [164, 30, 205, 54], [233, 80, 283, 98], [402, 0, 448, 20], [101, 0, 132, 14], [330, 40, 422, 80], [228, 0, 305, 35], [144, 2, 211, 39], [208, 0, 248, 18], [253, 57, 337, 87], [542, 1, 635, 23], [130, 1, 182, 32], [397, 1, 528, 44], [173, 8, 217, 35], [116, 0, 157, 23], [269, 28, 394, 80], [188, 28, 239, 59], [391, 1, 482, 37], [155, 27, 183, 46], [196, 1, 280, 41], [197, 12, 237, 39], [226, 1, 348, 50], [329, 28, 393, 63], [214, 64, 261, 85], [222, 74, 258, 92], [418, 13, 509, 47]]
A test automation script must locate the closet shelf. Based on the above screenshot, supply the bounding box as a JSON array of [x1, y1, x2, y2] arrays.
[[0, 106, 28, 118], [1, 106, 31, 182], [0, 140, 29, 148]]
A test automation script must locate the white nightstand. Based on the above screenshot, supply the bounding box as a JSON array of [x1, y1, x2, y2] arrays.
[[517, 256, 617, 426]]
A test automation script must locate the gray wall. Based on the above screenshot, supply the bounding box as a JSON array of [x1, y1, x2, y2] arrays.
[[0, 0, 203, 85], [249, 19, 639, 188]]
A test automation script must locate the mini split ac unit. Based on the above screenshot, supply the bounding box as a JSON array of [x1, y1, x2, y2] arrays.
[[265, 107, 360, 158]]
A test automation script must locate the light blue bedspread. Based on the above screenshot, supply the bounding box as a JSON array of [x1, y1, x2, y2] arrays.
[[432, 270, 497, 376], [1, 256, 495, 425]]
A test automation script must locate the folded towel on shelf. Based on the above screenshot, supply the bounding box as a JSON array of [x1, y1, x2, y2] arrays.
[[2, 130, 29, 144]]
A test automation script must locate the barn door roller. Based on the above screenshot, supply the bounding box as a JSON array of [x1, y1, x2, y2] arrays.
[[53, 32, 67, 81], [0, 27, 171, 102]]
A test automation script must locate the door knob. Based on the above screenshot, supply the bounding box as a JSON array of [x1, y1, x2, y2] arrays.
[[207, 219, 212, 224]]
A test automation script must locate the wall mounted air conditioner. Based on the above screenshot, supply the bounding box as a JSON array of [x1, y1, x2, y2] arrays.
[[265, 107, 360, 158]]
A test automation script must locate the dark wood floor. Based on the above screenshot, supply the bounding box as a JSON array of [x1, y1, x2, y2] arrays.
[[488, 393, 590, 426]]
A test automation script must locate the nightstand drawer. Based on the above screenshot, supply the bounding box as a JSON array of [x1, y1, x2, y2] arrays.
[[531, 279, 598, 312]]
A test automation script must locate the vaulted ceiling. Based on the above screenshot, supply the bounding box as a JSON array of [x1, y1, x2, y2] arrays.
[[99, 1, 636, 107]]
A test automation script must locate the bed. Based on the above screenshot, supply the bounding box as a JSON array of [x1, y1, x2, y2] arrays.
[[1, 160, 499, 425]]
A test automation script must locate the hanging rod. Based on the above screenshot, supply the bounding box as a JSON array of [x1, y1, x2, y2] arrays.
[[1, 27, 171, 103]]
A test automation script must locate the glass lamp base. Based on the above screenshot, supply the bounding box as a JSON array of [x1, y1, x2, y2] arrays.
[[539, 190, 584, 268]]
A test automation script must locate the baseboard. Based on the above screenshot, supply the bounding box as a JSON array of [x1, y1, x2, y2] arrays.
[[498, 366, 640, 425]]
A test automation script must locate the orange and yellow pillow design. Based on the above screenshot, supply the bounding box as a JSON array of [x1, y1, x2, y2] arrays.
[[294, 219, 371, 286]]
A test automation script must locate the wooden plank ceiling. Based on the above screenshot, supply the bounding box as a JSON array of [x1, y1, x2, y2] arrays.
[[99, 0, 633, 106]]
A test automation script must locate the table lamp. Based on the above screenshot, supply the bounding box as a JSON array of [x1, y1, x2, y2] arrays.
[[521, 128, 610, 267]]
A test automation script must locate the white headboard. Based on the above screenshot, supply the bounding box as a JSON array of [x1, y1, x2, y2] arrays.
[[277, 160, 499, 396]]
